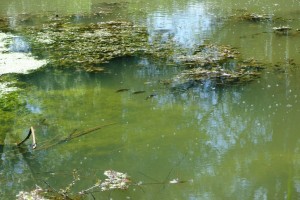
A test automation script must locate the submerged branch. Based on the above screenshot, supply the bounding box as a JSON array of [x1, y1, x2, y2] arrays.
[[36, 122, 117, 151], [1, 123, 116, 157]]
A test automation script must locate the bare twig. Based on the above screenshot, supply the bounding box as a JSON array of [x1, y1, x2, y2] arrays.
[[17, 128, 32, 147], [17, 127, 37, 149], [69, 123, 116, 140], [31, 127, 37, 149], [17, 127, 36, 149], [35, 122, 117, 151], [162, 151, 188, 189]]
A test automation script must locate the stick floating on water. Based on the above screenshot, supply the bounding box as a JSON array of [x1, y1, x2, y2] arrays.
[[31, 127, 37, 149], [17, 126, 37, 149]]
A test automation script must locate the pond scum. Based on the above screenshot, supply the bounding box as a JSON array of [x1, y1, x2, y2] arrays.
[[16, 168, 187, 200], [16, 170, 131, 200], [18, 13, 263, 86]]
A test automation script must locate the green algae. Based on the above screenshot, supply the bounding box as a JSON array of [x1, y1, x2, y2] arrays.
[[22, 20, 150, 68], [0, 11, 270, 135], [0, 11, 273, 139], [18, 16, 262, 88], [169, 45, 263, 89], [0, 74, 41, 144], [239, 12, 273, 22], [0, 90, 25, 142]]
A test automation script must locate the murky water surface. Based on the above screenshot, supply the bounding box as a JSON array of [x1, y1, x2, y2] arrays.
[[1, 0, 300, 199]]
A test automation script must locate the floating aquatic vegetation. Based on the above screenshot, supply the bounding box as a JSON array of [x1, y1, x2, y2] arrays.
[[16, 185, 48, 200], [100, 170, 131, 191], [84, 66, 105, 73], [15, 168, 190, 199], [16, 170, 130, 199], [175, 44, 239, 67], [169, 178, 180, 184], [13, 14, 266, 90], [23, 18, 262, 87], [170, 45, 263, 89], [22, 20, 150, 69], [173, 64, 260, 86], [240, 13, 273, 22], [273, 26, 292, 35]]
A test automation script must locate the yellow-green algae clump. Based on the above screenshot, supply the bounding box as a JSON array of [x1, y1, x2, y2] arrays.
[[19, 16, 263, 87]]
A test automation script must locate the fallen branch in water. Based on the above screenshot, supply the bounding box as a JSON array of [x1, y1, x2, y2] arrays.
[[17, 126, 37, 149], [0, 123, 117, 157], [31, 127, 37, 149]]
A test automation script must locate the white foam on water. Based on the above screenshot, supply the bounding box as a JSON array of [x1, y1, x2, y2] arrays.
[[0, 32, 47, 75]]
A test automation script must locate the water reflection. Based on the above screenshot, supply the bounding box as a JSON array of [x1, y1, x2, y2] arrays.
[[1, 0, 92, 16], [9, 36, 30, 52], [1, 55, 300, 198], [1, 0, 300, 198], [147, 2, 219, 47]]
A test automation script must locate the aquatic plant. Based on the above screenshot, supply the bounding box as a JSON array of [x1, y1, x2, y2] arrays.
[[79, 170, 130, 195], [21, 18, 262, 88], [273, 26, 292, 35], [15, 170, 131, 200], [240, 12, 273, 22], [22, 20, 151, 69], [16, 185, 48, 200], [15, 168, 187, 200], [169, 45, 263, 89], [175, 44, 239, 67], [0, 12, 269, 142], [3, 12, 264, 89]]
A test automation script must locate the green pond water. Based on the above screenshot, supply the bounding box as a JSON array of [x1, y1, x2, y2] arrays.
[[1, 0, 300, 199]]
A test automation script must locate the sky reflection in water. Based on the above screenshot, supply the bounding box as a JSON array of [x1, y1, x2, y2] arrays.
[[147, 2, 218, 47]]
